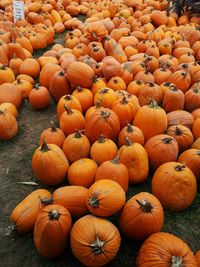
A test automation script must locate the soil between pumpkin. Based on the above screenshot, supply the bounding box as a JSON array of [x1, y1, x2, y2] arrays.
[[0, 27, 200, 267]]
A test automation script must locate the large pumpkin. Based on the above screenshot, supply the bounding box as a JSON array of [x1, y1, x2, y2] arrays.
[[119, 192, 164, 241], [152, 162, 197, 211], [10, 189, 51, 233], [86, 179, 126, 217], [70, 214, 121, 266], [32, 141, 69, 186], [34, 204, 72, 259], [136, 232, 197, 267]]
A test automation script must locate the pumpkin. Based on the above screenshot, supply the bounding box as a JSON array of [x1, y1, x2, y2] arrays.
[[86, 179, 126, 217], [29, 84, 51, 110], [0, 83, 22, 108], [95, 155, 129, 193], [184, 84, 200, 112], [13, 78, 33, 99], [192, 137, 200, 149], [167, 110, 194, 129], [70, 214, 121, 266], [32, 140, 69, 186], [9, 56, 23, 76], [94, 87, 117, 109], [90, 135, 118, 165], [39, 63, 62, 89], [195, 251, 200, 266], [167, 70, 191, 94], [72, 87, 93, 114], [52, 186, 89, 217], [62, 130, 90, 163], [0, 102, 18, 118], [192, 118, 200, 140], [68, 158, 98, 188], [166, 124, 194, 152], [34, 204, 72, 259], [59, 105, 86, 136], [144, 134, 179, 170], [152, 162, 197, 211], [57, 94, 82, 119], [118, 123, 144, 147], [151, 10, 168, 26], [10, 189, 51, 233], [119, 192, 164, 241], [134, 100, 168, 141], [162, 85, 185, 113], [19, 58, 40, 78], [101, 56, 122, 80], [85, 107, 120, 144], [85, 21, 108, 42], [49, 71, 70, 101], [117, 138, 149, 184], [66, 61, 95, 88], [39, 121, 65, 148], [136, 232, 197, 267], [178, 149, 200, 180], [192, 108, 200, 120], [137, 82, 163, 106], [0, 110, 18, 141], [107, 76, 126, 91]]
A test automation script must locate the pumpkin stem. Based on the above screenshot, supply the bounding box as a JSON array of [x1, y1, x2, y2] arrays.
[[74, 130, 84, 138], [93, 75, 98, 83], [100, 88, 109, 94], [0, 65, 7, 70], [64, 94, 72, 100], [90, 235, 106, 255], [111, 155, 120, 164], [126, 123, 133, 133], [170, 85, 178, 92], [113, 79, 118, 84], [48, 210, 60, 220], [77, 86, 83, 92], [100, 110, 110, 118], [125, 137, 133, 146], [88, 193, 99, 208], [162, 137, 173, 144], [98, 135, 106, 143], [58, 71, 65, 76], [50, 121, 57, 132], [34, 83, 40, 90], [94, 100, 102, 109], [121, 96, 128, 104], [5, 223, 16, 236], [40, 140, 49, 152], [148, 99, 159, 108], [0, 110, 5, 115], [175, 126, 182, 136], [171, 256, 183, 267], [40, 197, 53, 205], [64, 104, 73, 115], [175, 164, 186, 172], [136, 199, 153, 213]]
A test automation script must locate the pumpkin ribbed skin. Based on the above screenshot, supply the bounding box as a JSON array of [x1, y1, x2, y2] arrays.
[[53, 186, 89, 217], [86, 179, 126, 217], [152, 162, 197, 211], [66, 62, 95, 88], [32, 141, 69, 186], [136, 232, 197, 267], [70, 214, 121, 267], [119, 192, 164, 241], [0, 111, 18, 140], [34, 204, 72, 259], [10, 189, 52, 233], [0, 83, 22, 108]]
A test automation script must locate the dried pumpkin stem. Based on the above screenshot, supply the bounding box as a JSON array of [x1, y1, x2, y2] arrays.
[[64, 104, 73, 115], [64, 94, 72, 100], [90, 235, 105, 255], [48, 210, 60, 220], [136, 199, 153, 213], [50, 121, 57, 132], [40, 197, 53, 205], [125, 137, 133, 146], [162, 137, 173, 144], [100, 110, 110, 118], [175, 126, 182, 136], [171, 256, 183, 267], [40, 140, 49, 152], [126, 123, 133, 133], [88, 193, 99, 208], [175, 164, 186, 172], [111, 155, 120, 164]]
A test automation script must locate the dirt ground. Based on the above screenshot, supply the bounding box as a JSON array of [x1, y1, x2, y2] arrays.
[[0, 30, 200, 267]]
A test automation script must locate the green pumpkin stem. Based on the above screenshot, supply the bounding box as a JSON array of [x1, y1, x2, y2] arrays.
[[90, 235, 106, 255], [40, 140, 49, 152], [136, 199, 153, 213], [88, 193, 99, 208], [48, 210, 60, 220], [171, 256, 183, 267]]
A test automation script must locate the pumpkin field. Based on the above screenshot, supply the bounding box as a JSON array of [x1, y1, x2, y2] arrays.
[[1, 0, 200, 266]]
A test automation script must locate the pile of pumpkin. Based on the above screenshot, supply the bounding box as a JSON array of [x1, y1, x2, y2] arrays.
[[1, 0, 200, 266]]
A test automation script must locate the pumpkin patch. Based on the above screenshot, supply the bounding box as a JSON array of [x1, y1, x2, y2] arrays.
[[1, 0, 200, 266]]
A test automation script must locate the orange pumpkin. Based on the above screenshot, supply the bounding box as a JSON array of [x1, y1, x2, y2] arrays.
[[29, 84, 51, 110], [70, 214, 121, 266], [118, 123, 144, 147], [34, 204, 72, 259], [0, 110, 18, 141]]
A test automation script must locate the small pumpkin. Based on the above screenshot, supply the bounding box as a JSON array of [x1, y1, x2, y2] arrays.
[[57, 94, 82, 119], [0, 102, 18, 118], [10, 189, 51, 233], [34, 204, 72, 259], [0, 110, 18, 141], [49, 71, 70, 101], [118, 123, 144, 147], [29, 84, 51, 110]]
